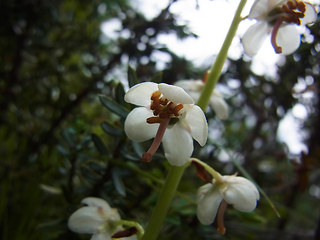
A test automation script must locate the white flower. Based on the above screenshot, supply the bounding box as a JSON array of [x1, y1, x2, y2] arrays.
[[242, 0, 317, 56], [124, 82, 208, 166], [68, 197, 135, 240], [197, 175, 260, 226], [175, 79, 229, 120]]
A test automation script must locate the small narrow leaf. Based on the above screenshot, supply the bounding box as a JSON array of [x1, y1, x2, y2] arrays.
[[101, 121, 123, 137], [91, 134, 109, 155], [128, 65, 138, 87], [99, 95, 129, 118], [115, 82, 126, 105], [112, 169, 126, 197], [151, 71, 163, 83]]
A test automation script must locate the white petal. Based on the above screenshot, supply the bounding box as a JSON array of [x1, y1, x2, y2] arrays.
[[124, 82, 158, 107], [68, 207, 105, 234], [197, 183, 223, 225], [82, 197, 112, 212], [276, 25, 300, 55], [209, 92, 229, 120], [242, 21, 270, 57], [162, 124, 193, 166], [183, 105, 208, 146], [91, 232, 112, 240], [158, 83, 194, 104], [248, 0, 270, 19], [124, 107, 158, 142], [222, 176, 260, 212], [174, 80, 204, 92], [300, 3, 317, 25]]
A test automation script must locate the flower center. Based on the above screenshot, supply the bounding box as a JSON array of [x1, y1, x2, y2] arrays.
[[142, 91, 184, 162], [270, 0, 306, 53], [147, 90, 183, 124]]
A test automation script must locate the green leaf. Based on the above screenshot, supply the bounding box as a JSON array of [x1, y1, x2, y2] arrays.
[[91, 134, 109, 155], [112, 169, 126, 197], [99, 95, 129, 118], [128, 65, 138, 87], [101, 121, 123, 137], [151, 72, 163, 83], [115, 82, 126, 106], [56, 145, 69, 156]]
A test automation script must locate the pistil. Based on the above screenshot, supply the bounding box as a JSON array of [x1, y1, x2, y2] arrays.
[[142, 118, 170, 162], [217, 200, 228, 235], [271, 17, 283, 53]]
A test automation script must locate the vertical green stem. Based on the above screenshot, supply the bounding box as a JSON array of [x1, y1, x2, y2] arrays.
[[197, 0, 247, 110], [141, 165, 186, 240], [141, 1, 247, 239]]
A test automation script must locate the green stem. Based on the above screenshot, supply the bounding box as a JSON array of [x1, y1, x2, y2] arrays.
[[197, 0, 247, 110], [141, 1, 247, 239], [141, 165, 186, 240]]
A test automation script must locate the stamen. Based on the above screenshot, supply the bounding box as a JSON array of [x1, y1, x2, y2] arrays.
[[217, 200, 228, 235], [146, 116, 163, 124], [271, 18, 283, 53], [142, 118, 170, 162], [173, 104, 183, 116]]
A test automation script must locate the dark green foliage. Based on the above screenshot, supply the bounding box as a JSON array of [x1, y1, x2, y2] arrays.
[[1, 0, 320, 239]]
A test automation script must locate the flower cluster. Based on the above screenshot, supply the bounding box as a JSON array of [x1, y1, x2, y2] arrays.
[[124, 82, 208, 166], [243, 0, 317, 56]]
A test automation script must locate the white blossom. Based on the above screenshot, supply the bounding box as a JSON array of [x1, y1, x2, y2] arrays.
[[197, 175, 260, 225], [242, 0, 317, 56], [124, 82, 208, 166], [68, 197, 136, 240], [175, 79, 229, 120]]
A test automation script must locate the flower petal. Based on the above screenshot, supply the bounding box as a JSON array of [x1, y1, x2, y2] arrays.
[[124, 107, 158, 142], [300, 3, 317, 25], [242, 21, 270, 57], [209, 91, 229, 120], [197, 183, 223, 225], [276, 25, 300, 55], [91, 232, 112, 240], [183, 105, 208, 146], [222, 176, 260, 212], [68, 207, 105, 234], [248, 0, 270, 19], [174, 80, 204, 92], [124, 82, 158, 107], [162, 123, 193, 166], [82, 197, 112, 213], [158, 83, 194, 104]]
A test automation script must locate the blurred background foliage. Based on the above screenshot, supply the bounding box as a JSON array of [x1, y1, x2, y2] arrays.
[[1, 0, 320, 239]]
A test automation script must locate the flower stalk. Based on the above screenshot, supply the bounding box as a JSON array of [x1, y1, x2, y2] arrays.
[[140, 0, 248, 239], [141, 165, 186, 240], [197, 0, 247, 110]]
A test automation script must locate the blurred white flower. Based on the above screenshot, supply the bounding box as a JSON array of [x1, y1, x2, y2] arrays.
[[68, 197, 136, 240], [197, 174, 259, 233], [175, 79, 229, 120], [242, 0, 317, 56], [124, 82, 208, 166]]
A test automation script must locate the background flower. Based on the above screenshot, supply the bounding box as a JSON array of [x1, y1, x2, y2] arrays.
[[175, 79, 229, 120], [68, 197, 122, 240], [242, 0, 317, 56]]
